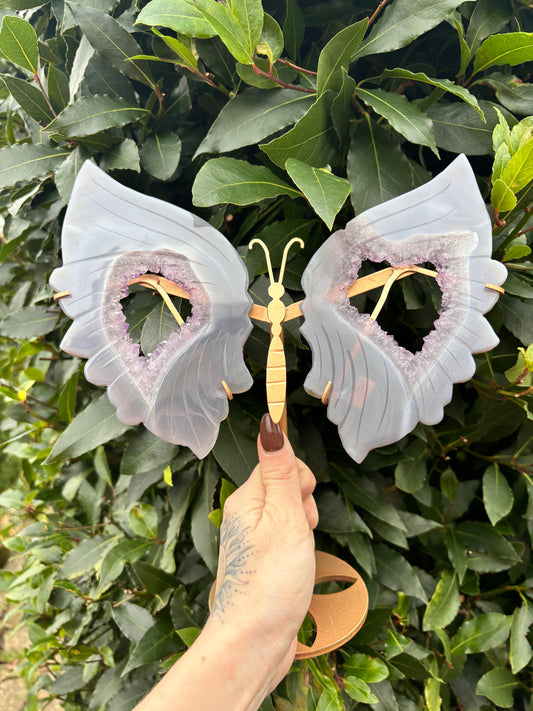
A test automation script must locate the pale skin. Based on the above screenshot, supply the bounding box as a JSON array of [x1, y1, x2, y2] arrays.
[[134, 427, 318, 711]]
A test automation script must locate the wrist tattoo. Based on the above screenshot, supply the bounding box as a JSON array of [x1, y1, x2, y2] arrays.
[[211, 516, 255, 616]]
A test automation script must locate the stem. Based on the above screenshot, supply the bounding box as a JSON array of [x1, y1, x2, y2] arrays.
[[251, 63, 315, 94], [496, 208, 532, 252], [368, 0, 391, 26], [33, 73, 57, 119], [277, 58, 317, 76]]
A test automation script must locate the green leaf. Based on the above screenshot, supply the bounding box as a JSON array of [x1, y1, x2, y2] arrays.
[[379, 68, 483, 116], [46, 394, 131, 464], [193, 0, 255, 65], [352, 0, 464, 60], [54, 146, 90, 203], [109, 680, 154, 711], [356, 87, 437, 152], [256, 13, 284, 65], [213, 401, 257, 486], [466, 0, 513, 53], [131, 561, 180, 594], [394, 440, 427, 493], [230, 0, 264, 58], [510, 603, 533, 674], [483, 73, 533, 116], [128, 503, 159, 539], [282, 0, 304, 61], [347, 115, 430, 214], [491, 178, 517, 212], [451, 612, 511, 655], [0, 74, 54, 124], [374, 544, 427, 601], [475, 667, 517, 708], [260, 91, 339, 168], [456, 521, 521, 572], [423, 569, 460, 631], [195, 88, 314, 157], [429, 100, 506, 155], [500, 294, 533, 345], [46, 95, 149, 138], [47, 65, 69, 114], [316, 19, 367, 96], [97, 138, 138, 173], [316, 489, 371, 535], [501, 138, 533, 192], [58, 535, 118, 578], [67, 3, 155, 88], [191, 455, 219, 572], [153, 28, 197, 70], [136, 0, 216, 38], [0, 305, 59, 338], [99, 538, 154, 590], [0, 15, 38, 74], [343, 653, 389, 683], [343, 677, 378, 704], [123, 617, 178, 674], [285, 158, 350, 229], [89, 666, 124, 711], [0, 143, 69, 189], [502, 245, 531, 263], [121, 429, 177, 476], [482, 463, 514, 525], [192, 157, 301, 207], [473, 32, 533, 76], [57, 371, 78, 423]]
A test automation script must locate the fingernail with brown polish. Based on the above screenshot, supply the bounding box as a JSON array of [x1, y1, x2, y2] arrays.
[[260, 413, 284, 452]]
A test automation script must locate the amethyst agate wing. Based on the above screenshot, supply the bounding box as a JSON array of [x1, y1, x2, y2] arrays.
[[300, 155, 507, 463], [50, 161, 253, 458]]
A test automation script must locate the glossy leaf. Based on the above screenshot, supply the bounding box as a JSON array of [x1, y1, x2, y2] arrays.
[[352, 0, 464, 59], [195, 88, 314, 157], [99, 538, 154, 589], [282, 0, 304, 60], [0, 143, 69, 189], [501, 138, 533, 191], [379, 68, 483, 116], [46, 95, 149, 138], [475, 667, 517, 708], [429, 100, 505, 154], [213, 401, 257, 486], [510, 603, 533, 674], [347, 116, 430, 214], [190, 455, 219, 572], [256, 13, 284, 65], [482, 463, 514, 525], [0, 15, 38, 73], [466, 0, 513, 53], [473, 32, 533, 76], [483, 73, 533, 116], [285, 158, 350, 228], [193, 0, 256, 65], [123, 617, 178, 673], [47, 65, 69, 114], [58, 535, 118, 578], [0, 305, 59, 338], [140, 133, 181, 181], [67, 3, 155, 88], [374, 544, 427, 601], [491, 178, 517, 212], [136, 0, 216, 38], [260, 91, 339, 168], [456, 521, 521, 572], [0, 74, 54, 124], [356, 87, 437, 152], [423, 569, 460, 631], [451, 613, 511, 655], [192, 157, 301, 206], [121, 429, 177, 476], [111, 603, 155, 645], [316, 19, 367, 96], [343, 653, 389, 683], [46, 394, 131, 464]]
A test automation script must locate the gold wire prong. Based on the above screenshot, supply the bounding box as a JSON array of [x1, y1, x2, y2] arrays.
[[486, 283, 505, 294], [53, 291, 71, 301], [321, 381, 333, 405], [221, 380, 233, 400]]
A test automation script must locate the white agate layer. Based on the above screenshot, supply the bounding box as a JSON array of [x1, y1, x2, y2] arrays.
[[50, 161, 253, 458], [301, 154, 507, 463]]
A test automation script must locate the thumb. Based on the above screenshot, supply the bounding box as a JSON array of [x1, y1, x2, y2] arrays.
[[257, 414, 301, 498]]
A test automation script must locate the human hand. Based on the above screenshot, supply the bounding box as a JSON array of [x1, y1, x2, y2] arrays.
[[208, 413, 318, 695]]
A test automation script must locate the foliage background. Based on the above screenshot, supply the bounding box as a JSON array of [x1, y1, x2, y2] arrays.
[[0, 0, 532, 709]]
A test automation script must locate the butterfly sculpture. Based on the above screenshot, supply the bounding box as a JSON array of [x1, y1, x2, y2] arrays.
[[50, 155, 506, 463]]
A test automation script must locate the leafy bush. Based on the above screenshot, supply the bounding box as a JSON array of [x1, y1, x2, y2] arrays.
[[0, 0, 532, 709]]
